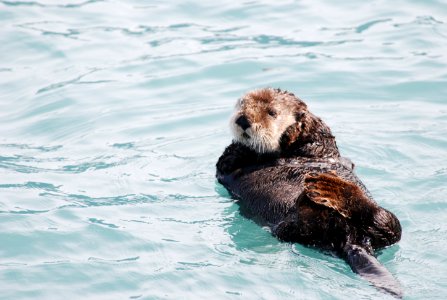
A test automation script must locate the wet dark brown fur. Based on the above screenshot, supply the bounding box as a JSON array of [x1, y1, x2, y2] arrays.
[[216, 88, 402, 297]]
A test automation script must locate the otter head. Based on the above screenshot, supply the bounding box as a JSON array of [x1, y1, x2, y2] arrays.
[[230, 88, 308, 154]]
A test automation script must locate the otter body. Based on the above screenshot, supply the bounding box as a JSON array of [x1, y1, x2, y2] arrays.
[[216, 88, 402, 297]]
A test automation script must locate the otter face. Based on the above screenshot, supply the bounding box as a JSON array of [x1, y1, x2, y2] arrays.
[[230, 88, 307, 153]]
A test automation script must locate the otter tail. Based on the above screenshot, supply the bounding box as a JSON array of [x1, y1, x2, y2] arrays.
[[343, 243, 402, 298]]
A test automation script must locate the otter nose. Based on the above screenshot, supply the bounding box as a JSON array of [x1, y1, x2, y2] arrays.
[[235, 115, 250, 130]]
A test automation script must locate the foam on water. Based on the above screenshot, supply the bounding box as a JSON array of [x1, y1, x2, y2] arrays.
[[1, 0, 447, 299]]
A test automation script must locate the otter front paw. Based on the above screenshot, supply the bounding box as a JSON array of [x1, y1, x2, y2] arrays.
[[216, 155, 239, 174]]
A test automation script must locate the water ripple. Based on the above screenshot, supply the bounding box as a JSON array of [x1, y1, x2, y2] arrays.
[[1, 0, 105, 8], [1, 1, 447, 299], [355, 18, 392, 33], [36, 69, 99, 94]]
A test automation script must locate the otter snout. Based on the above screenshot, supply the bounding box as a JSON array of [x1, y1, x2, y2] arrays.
[[235, 115, 251, 130]]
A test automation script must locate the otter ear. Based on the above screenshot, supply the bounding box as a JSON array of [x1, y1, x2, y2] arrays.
[[293, 100, 308, 121], [290, 93, 308, 108]]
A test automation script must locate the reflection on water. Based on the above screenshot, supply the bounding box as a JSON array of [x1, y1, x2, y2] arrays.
[[1, 0, 447, 299]]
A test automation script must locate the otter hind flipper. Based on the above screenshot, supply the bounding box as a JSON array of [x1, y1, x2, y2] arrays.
[[304, 172, 373, 219], [344, 243, 403, 298]]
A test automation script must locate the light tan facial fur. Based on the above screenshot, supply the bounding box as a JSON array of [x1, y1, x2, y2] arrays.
[[231, 88, 306, 153]]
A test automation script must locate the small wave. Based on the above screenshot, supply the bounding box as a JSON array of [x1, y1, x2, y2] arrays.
[[87, 256, 140, 263], [355, 18, 392, 33], [1, 0, 105, 8], [36, 69, 99, 94], [0, 143, 62, 152], [88, 218, 119, 228], [0, 181, 60, 191]]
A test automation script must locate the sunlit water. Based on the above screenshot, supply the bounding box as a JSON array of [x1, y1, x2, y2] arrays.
[[1, 0, 447, 299]]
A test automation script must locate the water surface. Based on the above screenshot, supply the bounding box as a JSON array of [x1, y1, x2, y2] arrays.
[[1, 0, 447, 299]]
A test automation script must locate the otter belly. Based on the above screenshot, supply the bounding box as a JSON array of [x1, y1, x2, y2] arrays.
[[218, 164, 305, 224], [216, 157, 400, 250], [217, 157, 357, 225]]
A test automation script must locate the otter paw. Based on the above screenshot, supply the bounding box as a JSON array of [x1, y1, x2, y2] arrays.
[[304, 172, 358, 218]]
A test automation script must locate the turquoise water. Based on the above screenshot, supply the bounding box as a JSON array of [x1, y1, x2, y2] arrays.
[[1, 0, 446, 299]]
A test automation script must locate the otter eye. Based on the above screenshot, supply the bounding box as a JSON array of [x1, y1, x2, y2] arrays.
[[268, 109, 277, 117]]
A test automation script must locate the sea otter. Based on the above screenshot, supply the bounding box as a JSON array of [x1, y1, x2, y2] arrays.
[[216, 88, 402, 297]]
